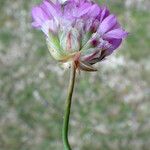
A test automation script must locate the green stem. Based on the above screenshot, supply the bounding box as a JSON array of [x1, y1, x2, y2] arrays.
[[62, 63, 76, 150]]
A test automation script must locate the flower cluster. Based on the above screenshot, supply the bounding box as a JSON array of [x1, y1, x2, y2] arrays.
[[32, 0, 127, 71]]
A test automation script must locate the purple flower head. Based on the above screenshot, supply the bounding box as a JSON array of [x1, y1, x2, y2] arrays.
[[32, 0, 128, 71]]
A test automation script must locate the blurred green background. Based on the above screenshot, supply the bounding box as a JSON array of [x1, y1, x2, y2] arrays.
[[0, 0, 150, 150]]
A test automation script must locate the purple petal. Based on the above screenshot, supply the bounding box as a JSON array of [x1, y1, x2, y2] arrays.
[[76, 3, 92, 17], [104, 28, 128, 39], [107, 39, 122, 54], [99, 6, 110, 22], [98, 14, 117, 35], [40, 2, 52, 18], [43, 0, 61, 18], [87, 4, 101, 18], [32, 6, 49, 28]]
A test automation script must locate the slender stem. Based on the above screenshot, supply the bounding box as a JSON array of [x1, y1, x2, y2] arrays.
[[62, 63, 76, 150]]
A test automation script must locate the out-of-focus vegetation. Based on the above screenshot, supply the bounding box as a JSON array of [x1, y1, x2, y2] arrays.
[[0, 0, 150, 150]]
